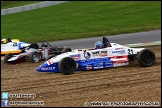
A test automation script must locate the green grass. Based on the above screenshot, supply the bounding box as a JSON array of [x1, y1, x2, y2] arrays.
[[1, 1, 161, 43], [1, 1, 43, 9]]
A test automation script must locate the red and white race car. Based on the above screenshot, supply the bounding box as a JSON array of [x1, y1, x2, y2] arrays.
[[4, 40, 72, 64]]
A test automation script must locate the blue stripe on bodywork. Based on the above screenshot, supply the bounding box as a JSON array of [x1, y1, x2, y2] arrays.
[[17, 42, 23, 49], [17, 42, 29, 49], [36, 57, 114, 73], [76, 57, 114, 70]]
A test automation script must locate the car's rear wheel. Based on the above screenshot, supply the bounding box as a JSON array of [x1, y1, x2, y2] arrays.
[[61, 47, 72, 53], [29, 43, 39, 49], [49, 47, 61, 55], [4, 53, 13, 63], [58, 57, 76, 75], [45, 54, 56, 61], [137, 49, 155, 67], [29, 51, 40, 63]]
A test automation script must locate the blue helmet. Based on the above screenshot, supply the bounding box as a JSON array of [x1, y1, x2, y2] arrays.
[[95, 41, 103, 49]]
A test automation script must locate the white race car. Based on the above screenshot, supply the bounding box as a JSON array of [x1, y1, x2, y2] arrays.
[[1, 38, 20, 44], [36, 37, 155, 75], [1, 38, 38, 55]]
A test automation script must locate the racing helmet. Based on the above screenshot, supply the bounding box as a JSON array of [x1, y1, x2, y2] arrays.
[[41, 42, 48, 48], [1, 38, 7, 44], [95, 41, 103, 49]]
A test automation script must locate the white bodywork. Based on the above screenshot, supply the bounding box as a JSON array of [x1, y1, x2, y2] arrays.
[[46, 42, 144, 67], [1, 41, 30, 52]]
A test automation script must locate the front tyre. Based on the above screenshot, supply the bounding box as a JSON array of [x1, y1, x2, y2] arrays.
[[4, 53, 13, 63], [29, 51, 40, 63], [137, 49, 155, 67], [58, 57, 76, 75]]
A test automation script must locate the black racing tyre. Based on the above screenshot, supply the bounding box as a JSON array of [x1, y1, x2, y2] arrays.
[[45, 54, 56, 61], [29, 43, 39, 49], [137, 49, 155, 67], [50, 47, 59, 52], [58, 47, 64, 51], [29, 51, 40, 63], [58, 57, 76, 75], [4, 53, 13, 63], [49, 47, 60, 55], [61, 47, 72, 53]]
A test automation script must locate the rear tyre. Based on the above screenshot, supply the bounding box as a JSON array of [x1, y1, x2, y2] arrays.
[[49, 47, 61, 55], [4, 53, 13, 63], [58, 57, 76, 75], [45, 54, 56, 61], [61, 47, 72, 53], [29, 43, 39, 49], [29, 51, 40, 63], [137, 49, 155, 67]]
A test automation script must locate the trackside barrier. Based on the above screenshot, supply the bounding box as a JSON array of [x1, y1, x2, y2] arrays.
[[1, 1, 69, 15]]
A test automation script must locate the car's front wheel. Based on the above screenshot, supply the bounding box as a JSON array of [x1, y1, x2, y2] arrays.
[[4, 53, 13, 63], [58, 57, 76, 75], [29, 51, 40, 63]]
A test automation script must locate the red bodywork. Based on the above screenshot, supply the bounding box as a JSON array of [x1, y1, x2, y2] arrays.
[[8, 47, 52, 64]]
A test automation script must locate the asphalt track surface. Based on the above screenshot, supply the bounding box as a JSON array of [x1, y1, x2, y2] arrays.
[[38, 30, 161, 49]]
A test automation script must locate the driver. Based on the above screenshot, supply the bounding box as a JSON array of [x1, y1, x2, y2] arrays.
[[1, 38, 7, 44], [94, 41, 103, 49], [41, 43, 48, 49]]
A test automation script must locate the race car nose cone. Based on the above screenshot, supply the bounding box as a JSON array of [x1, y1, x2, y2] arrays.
[[36, 61, 59, 73], [36, 62, 48, 72], [36, 66, 41, 72]]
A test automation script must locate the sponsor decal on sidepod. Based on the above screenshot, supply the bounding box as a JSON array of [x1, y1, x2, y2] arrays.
[[92, 50, 107, 56], [93, 63, 103, 67], [86, 65, 92, 70], [42, 67, 55, 70], [84, 52, 91, 59], [112, 50, 125, 54], [105, 61, 114, 68], [92, 51, 100, 56], [94, 66, 104, 69], [100, 50, 107, 56], [115, 47, 124, 50], [70, 54, 81, 60]]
